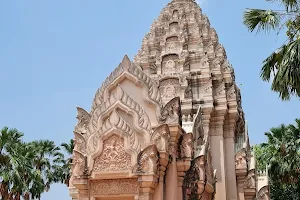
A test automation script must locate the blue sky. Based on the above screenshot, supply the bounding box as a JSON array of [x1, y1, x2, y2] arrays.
[[0, 0, 299, 199]]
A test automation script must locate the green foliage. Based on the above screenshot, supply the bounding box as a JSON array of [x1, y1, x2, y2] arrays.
[[0, 127, 73, 200], [243, 0, 300, 100], [253, 119, 300, 199]]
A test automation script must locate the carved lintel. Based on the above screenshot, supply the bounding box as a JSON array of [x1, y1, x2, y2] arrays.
[[90, 178, 138, 196]]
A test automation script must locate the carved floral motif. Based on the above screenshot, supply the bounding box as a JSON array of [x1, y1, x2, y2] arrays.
[[90, 179, 138, 196]]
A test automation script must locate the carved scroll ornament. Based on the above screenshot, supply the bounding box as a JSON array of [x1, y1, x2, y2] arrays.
[[74, 131, 87, 154], [151, 124, 170, 152], [235, 149, 247, 170], [257, 186, 270, 200], [159, 97, 182, 125], [72, 150, 86, 178], [136, 145, 159, 174], [75, 107, 91, 135], [180, 133, 194, 159]]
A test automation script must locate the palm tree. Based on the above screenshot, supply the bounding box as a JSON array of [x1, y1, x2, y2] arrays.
[[243, 0, 300, 100], [55, 139, 74, 186], [263, 122, 300, 183], [28, 140, 61, 199], [0, 127, 24, 200], [254, 119, 300, 199]]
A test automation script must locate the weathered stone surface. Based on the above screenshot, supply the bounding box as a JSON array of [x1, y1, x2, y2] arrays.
[[68, 0, 269, 199]]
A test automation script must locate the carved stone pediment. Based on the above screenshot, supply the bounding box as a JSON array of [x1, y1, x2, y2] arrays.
[[91, 55, 162, 113]]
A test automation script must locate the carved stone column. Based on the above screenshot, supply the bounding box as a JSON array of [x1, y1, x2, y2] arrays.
[[244, 170, 256, 200], [224, 127, 238, 200], [235, 149, 248, 200], [210, 124, 227, 200], [72, 178, 89, 200], [69, 186, 79, 200], [166, 125, 183, 200], [177, 160, 191, 200], [153, 151, 169, 200], [138, 175, 158, 200]]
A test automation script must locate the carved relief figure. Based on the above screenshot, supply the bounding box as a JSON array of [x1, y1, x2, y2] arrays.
[[93, 135, 132, 172], [172, 10, 179, 20], [164, 85, 176, 99], [166, 60, 176, 70]]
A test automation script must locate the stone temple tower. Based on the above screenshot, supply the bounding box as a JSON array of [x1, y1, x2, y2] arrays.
[[69, 0, 270, 199]]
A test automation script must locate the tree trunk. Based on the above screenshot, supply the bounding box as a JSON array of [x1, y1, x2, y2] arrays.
[[0, 182, 9, 200]]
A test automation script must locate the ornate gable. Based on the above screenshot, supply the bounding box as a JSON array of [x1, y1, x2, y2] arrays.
[[71, 55, 182, 181]]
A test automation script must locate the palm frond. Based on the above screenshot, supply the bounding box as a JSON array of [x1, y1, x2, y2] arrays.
[[266, 0, 299, 12], [243, 9, 281, 33], [271, 38, 300, 100]]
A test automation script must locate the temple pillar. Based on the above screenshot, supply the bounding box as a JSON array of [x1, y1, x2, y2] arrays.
[[72, 178, 89, 200], [152, 172, 164, 200], [235, 150, 247, 200], [237, 179, 246, 200], [177, 173, 184, 200], [224, 129, 238, 200], [177, 159, 191, 200], [166, 125, 183, 200], [153, 151, 169, 200], [166, 152, 178, 200], [210, 126, 227, 200], [138, 175, 158, 200]]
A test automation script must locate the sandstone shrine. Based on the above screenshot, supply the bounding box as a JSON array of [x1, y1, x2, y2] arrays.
[[69, 0, 270, 199]]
